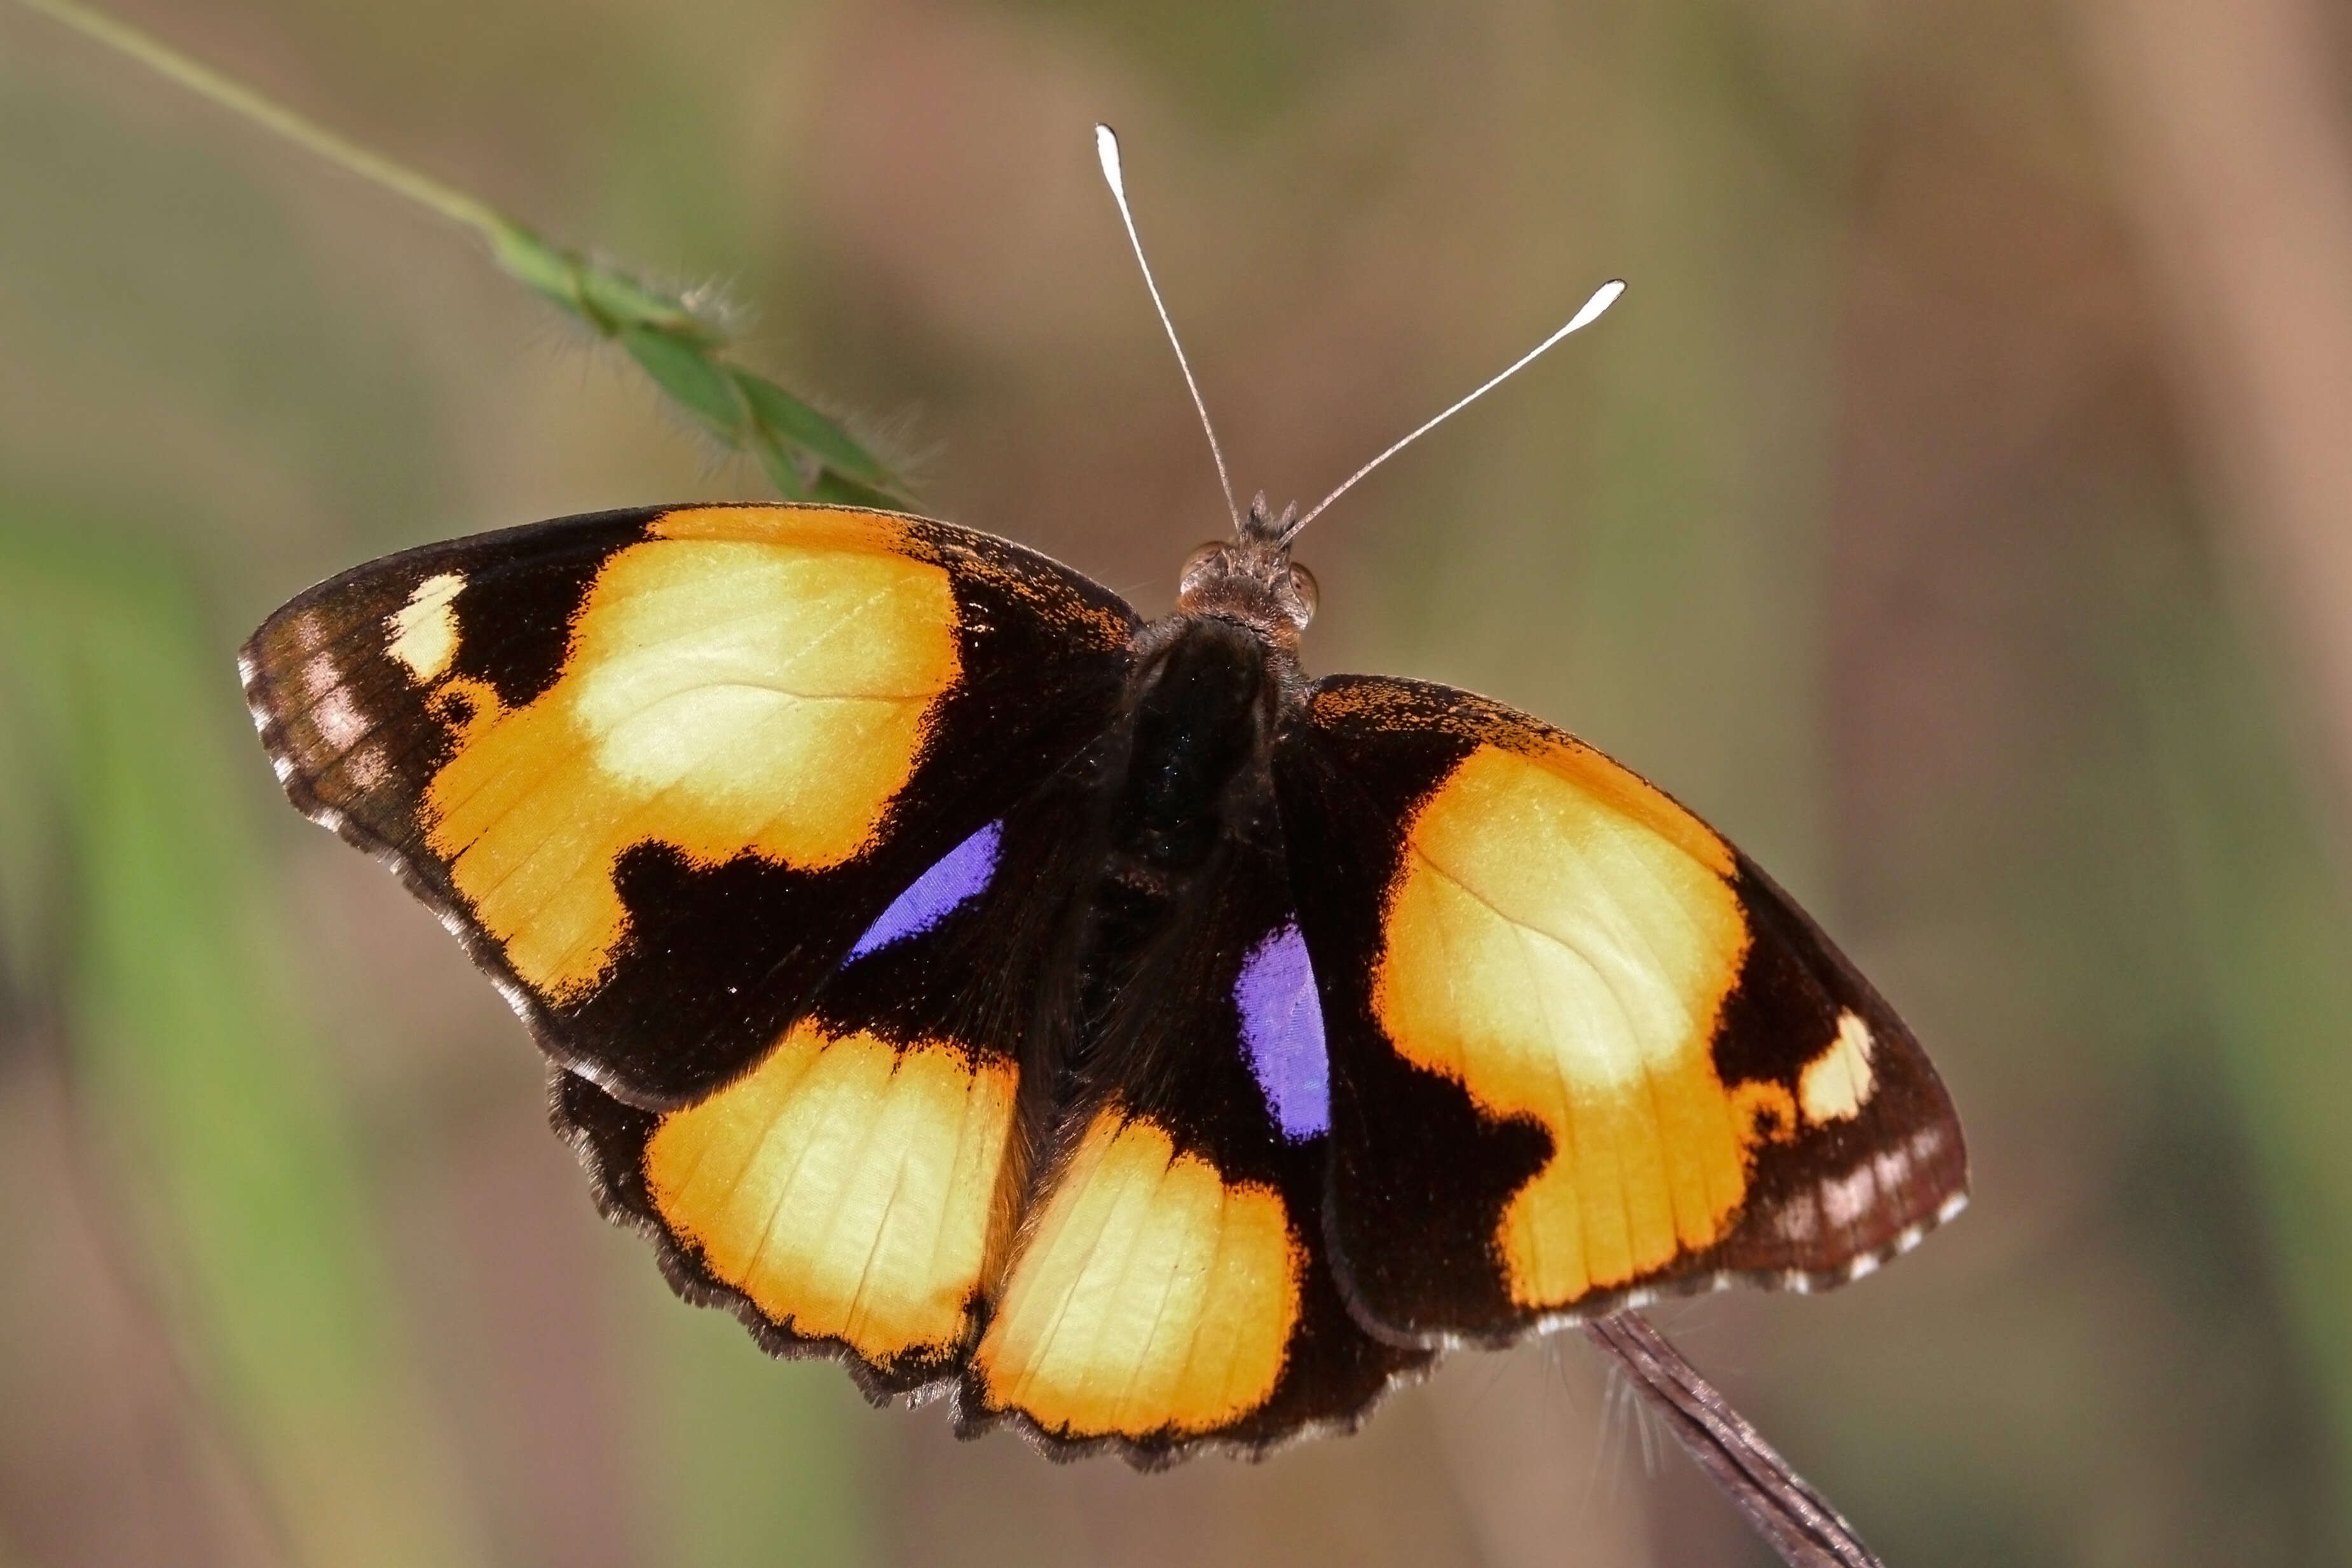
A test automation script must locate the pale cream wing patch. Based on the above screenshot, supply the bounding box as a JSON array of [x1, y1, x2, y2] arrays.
[[972, 1114, 1303, 1441], [1372, 742, 1757, 1309], [643, 1019, 1015, 1365], [1799, 1011, 1877, 1124], [414, 508, 961, 1000], [386, 571, 463, 681]]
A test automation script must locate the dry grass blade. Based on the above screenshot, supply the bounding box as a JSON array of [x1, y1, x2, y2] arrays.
[[1585, 1312, 1884, 1568], [13, 0, 911, 508]]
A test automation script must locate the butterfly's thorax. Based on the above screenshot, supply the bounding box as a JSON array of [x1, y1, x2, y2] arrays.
[[1076, 612, 1296, 1026], [1067, 516, 1313, 995]]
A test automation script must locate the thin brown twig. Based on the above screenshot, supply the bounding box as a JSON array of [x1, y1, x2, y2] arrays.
[[1585, 1312, 1884, 1568]]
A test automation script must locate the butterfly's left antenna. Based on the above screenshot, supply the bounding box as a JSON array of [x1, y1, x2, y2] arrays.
[[1280, 278, 1625, 546], [1095, 124, 1243, 536]]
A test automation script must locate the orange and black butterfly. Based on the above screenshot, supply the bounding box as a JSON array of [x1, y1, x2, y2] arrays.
[[238, 133, 1964, 1469]]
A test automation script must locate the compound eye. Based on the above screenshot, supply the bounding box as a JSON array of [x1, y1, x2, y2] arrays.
[[1287, 562, 1320, 618], [1180, 542, 1226, 580]]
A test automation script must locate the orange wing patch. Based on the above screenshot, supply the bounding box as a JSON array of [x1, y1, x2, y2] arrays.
[[415, 508, 960, 999], [644, 1019, 1015, 1366], [1372, 742, 1757, 1309], [973, 1114, 1302, 1440]]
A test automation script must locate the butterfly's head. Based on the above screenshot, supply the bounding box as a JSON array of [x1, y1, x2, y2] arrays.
[[1176, 494, 1318, 646]]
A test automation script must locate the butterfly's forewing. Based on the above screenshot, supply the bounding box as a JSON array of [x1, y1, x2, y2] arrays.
[[1276, 675, 1967, 1346], [241, 503, 1137, 1107], [961, 817, 1429, 1462]]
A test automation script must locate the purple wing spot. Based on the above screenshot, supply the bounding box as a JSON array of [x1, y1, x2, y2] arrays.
[[844, 821, 1004, 963], [1235, 922, 1330, 1141]]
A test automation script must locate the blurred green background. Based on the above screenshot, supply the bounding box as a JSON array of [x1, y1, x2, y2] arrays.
[[6, 0, 2352, 1564]]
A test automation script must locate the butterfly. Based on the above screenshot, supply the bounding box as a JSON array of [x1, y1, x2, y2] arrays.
[[237, 130, 1965, 1469]]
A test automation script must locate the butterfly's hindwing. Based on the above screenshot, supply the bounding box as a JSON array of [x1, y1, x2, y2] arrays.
[[242, 503, 1138, 1106], [961, 798, 1429, 1463], [1276, 675, 1967, 1346], [552, 781, 1104, 1398]]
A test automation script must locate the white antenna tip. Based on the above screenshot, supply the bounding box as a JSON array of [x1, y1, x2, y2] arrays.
[[1094, 124, 1125, 198], [1567, 278, 1626, 334]]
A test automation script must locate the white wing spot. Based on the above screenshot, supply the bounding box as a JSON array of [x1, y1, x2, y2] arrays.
[[1820, 1166, 1878, 1229], [299, 651, 343, 701], [345, 744, 389, 792], [1775, 1192, 1820, 1242], [311, 688, 369, 753]]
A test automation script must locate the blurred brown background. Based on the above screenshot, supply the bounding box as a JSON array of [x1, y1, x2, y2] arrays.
[[6, 0, 2352, 1564]]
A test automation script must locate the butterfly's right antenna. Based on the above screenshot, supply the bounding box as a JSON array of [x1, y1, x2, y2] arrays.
[[1095, 124, 1243, 536], [1279, 278, 1625, 546]]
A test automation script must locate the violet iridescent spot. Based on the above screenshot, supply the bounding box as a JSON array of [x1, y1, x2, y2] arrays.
[[1234, 922, 1330, 1140], [843, 820, 1004, 963]]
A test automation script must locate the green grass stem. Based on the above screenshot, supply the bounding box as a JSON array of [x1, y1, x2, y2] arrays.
[[13, 0, 910, 507]]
